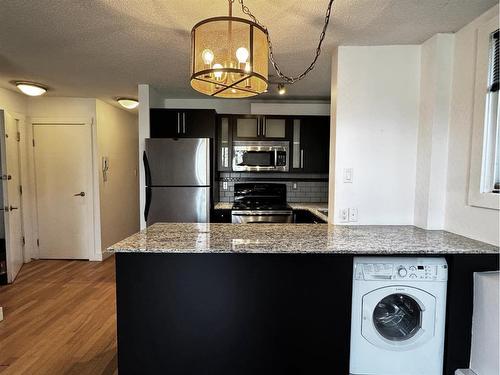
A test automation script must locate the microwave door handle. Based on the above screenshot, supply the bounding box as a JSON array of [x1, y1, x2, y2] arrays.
[[274, 149, 278, 168]]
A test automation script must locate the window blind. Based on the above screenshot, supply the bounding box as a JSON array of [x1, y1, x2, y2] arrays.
[[489, 29, 499, 92]]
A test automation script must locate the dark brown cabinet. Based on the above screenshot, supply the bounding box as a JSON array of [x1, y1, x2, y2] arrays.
[[150, 109, 216, 139], [216, 114, 330, 174], [233, 115, 290, 141], [290, 116, 330, 174], [292, 209, 327, 224]]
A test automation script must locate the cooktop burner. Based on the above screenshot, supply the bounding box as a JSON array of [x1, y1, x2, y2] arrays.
[[231, 183, 290, 212]]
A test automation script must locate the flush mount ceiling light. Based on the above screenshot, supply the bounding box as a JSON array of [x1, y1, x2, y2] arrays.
[[117, 98, 139, 109], [15, 81, 47, 96], [190, 0, 334, 98]]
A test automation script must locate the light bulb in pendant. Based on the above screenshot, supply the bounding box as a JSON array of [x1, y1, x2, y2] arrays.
[[236, 47, 249, 64], [202, 49, 214, 65], [213, 63, 223, 80]]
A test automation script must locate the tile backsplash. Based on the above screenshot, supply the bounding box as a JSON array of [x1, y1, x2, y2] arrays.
[[218, 173, 328, 203]]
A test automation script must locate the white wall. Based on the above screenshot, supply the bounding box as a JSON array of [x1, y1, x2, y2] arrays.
[[444, 5, 499, 245], [162, 98, 330, 115], [0, 87, 28, 114], [96, 100, 139, 257], [414, 34, 454, 229], [334, 45, 421, 225], [328, 48, 338, 223]]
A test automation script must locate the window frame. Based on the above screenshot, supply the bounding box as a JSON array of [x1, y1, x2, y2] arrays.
[[468, 15, 500, 210]]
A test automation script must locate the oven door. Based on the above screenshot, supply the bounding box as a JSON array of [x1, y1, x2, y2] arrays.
[[232, 141, 289, 172], [231, 210, 293, 223]]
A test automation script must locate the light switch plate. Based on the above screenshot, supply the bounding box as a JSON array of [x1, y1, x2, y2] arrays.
[[343, 168, 353, 183]]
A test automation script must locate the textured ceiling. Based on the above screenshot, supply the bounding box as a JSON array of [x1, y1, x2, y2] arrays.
[[0, 0, 497, 103]]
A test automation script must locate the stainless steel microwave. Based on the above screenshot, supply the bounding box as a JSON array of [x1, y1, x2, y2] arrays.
[[232, 141, 289, 172]]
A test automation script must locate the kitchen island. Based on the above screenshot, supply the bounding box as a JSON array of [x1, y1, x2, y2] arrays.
[[109, 223, 499, 375]]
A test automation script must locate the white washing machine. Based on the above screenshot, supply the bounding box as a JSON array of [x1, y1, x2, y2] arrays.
[[350, 257, 448, 375]]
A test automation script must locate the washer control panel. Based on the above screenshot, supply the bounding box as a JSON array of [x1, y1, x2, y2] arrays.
[[354, 262, 448, 281]]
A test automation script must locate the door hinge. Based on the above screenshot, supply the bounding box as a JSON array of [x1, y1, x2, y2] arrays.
[[19, 185, 23, 195], [32, 139, 35, 147], [37, 239, 40, 247], [16, 132, 20, 142], [22, 236, 25, 246]]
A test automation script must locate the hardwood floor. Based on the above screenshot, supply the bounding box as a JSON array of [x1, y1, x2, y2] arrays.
[[0, 257, 117, 375]]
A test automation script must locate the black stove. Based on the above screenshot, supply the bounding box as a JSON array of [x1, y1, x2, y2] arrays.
[[231, 183, 293, 223]]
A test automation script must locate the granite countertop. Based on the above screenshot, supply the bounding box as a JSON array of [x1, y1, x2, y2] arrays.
[[108, 223, 499, 254], [214, 202, 329, 222]]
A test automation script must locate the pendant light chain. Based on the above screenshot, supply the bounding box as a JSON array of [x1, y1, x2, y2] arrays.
[[236, 0, 335, 84]]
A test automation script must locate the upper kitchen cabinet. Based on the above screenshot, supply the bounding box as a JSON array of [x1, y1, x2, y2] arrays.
[[233, 115, 290, 140], [291, 116, 330, 173], [218, 116, 232, 171], [150, 109, 216, 138]]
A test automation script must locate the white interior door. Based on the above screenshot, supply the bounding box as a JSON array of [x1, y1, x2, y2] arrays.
[[33, 122, 93, 259], [0, 111, 24, 282]]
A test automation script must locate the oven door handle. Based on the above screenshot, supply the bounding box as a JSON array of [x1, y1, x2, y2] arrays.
[[232, 210, 293, 216]]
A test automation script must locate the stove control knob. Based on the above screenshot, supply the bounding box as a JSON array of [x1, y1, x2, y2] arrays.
[[397, 266, 408, 277], [409, 266, 416, 271]]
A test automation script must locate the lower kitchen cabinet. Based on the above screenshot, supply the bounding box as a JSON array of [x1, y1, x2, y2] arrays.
[[293, 209, 326, 224], [210, 209, 232, 223]]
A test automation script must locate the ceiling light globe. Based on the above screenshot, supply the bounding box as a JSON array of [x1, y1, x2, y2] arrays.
[[117, 98, 139, 109], [236, 47, 249, 63], [15, 82, 47, 96]]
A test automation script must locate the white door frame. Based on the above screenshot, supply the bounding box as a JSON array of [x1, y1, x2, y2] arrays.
[[30, 117, 101, 261], [0, 110, 27, 281]]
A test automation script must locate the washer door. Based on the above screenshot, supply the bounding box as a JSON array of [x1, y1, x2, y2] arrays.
[[361, 286, 436, 350]]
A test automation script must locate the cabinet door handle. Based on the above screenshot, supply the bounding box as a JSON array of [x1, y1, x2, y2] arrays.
[[300, 149, 304, 168], [177, 112, 181, 134], [182, 112, 186, 134]]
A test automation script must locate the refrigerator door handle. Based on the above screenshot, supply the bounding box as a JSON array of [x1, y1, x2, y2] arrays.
[[143, 151, 152, 187], [145, 187, 152, 222]]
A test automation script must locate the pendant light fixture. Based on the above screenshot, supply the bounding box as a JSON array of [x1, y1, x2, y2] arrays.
[[190, 0, 335, 98], [190, 0, 268, 98]]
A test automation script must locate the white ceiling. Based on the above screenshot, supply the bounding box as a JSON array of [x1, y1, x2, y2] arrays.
[[0, 0, 496, 103]]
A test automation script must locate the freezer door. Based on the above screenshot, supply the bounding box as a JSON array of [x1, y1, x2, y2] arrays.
[[145, 138, 210, 186], [145, 187, 210, 225]]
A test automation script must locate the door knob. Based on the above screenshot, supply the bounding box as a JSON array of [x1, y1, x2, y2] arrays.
[[73, 192, 85, 197]]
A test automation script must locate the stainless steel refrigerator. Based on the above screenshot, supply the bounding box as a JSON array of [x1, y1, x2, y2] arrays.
[[144, 138, 211, 225]]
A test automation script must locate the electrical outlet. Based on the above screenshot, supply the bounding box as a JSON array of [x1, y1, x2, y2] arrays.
[[292, 182, 298, 190], [349, 208, 358, 222], [340, 208, 349, 222], [222, 181, 228, 190]]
